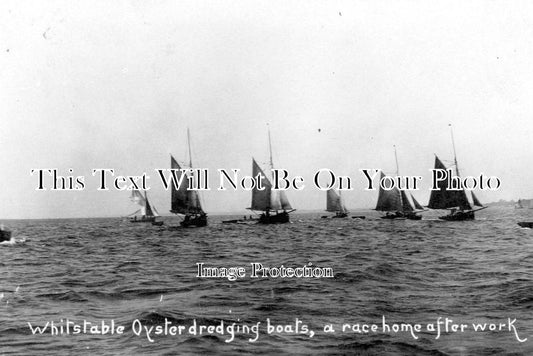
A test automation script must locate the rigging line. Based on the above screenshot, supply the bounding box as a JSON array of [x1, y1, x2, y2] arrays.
[[449, 124, 460, 177]]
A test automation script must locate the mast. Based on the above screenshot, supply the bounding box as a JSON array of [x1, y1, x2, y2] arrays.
[[394, 145, 400, 176], [187, 127, 193, 168], [394, 145, 404, 211], [267, 124, 274, 212], [449, 124, 459, 177], [267, 124, 273, 170]]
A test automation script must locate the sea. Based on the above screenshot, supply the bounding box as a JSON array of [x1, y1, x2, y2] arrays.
[[1, 207, 532, 355]]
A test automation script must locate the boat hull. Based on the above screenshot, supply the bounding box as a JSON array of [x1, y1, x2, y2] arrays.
[[518, 221, 533, 228], [0, 229, 11, 242], [321, 213, 351, 219], [438, 210, 475, 221], [181, 214, 207, 227], [130, 216, 156, 223], [405, 213, 422, 220], [381, 211, 421, 220], [258, 211, 290, 224]]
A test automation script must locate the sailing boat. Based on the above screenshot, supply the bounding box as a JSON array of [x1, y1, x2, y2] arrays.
[[170, 129, 207, 227], [325, 189, 349, 218], [376, 147, 423, 220], [427, 125, 486, 221], [129, 190, 160, 223], [248, 127, 294, 224]]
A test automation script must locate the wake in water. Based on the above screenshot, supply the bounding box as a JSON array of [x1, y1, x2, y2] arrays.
[[0, 236, 25, 246]]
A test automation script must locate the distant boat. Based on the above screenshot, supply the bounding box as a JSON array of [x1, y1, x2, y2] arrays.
[[427, 125, 486, 221], [325, 189, 348, 218], [376, 172, 422, 220], [517, 221, 533, 228], [170, 129, 207, 227], [376, 146, 423, 220], [248, 127, 294, 224], [0, 224, 11, 242], [129, 190, 160, 223], [515, 198, 533, 209]]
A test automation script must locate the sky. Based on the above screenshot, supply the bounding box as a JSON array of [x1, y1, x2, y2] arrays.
[[1, 0, 533, 219]]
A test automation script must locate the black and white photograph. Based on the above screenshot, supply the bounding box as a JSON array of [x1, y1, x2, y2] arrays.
[[1, 1, 532, 355]]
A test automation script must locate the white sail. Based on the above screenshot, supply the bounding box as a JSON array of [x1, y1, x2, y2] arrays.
[[130, 189, 157, 218], [131, 190, 146, 206], [279, 190, 292, 210], [327, 189, 348, 213]]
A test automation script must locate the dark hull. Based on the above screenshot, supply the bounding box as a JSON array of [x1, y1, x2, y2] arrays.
[[1, 229, 11, 242], [405, 213, 422, 220], [130, 216, 156, 223], [518, 221, 533, 228], [181, 214, 207, 227], [381, 212, 421, 220], [439, 210, 475, 221], [321, 213, 351, 219], [258, 211, 290, 224], [381, 212, 405, 220], [222, 218, 258, 224]]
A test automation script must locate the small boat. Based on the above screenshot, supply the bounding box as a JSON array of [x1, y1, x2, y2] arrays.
[[515, 198, 533, 209], [248, 127, 294, 224], [222, 219, 241, 224], [222, 216, 258, 224], [518, 222, 533, 228], [376, 146, 423, 220], [427, 125, 486, 221], [129, 190, 160, 223], [0, 225, 11, 242], [170, 129, 207, 228], [325, 189, 349, 218]]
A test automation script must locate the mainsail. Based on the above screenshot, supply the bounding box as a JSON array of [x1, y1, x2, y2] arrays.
[[427, 156, 472, 210], [130, 190, 159, 217], [400, 190, 414, 213], [250, 158, 292, 211], [326, 189, 348, 213], [170, 155, 204, 215], [375, 172, 402, 212]]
